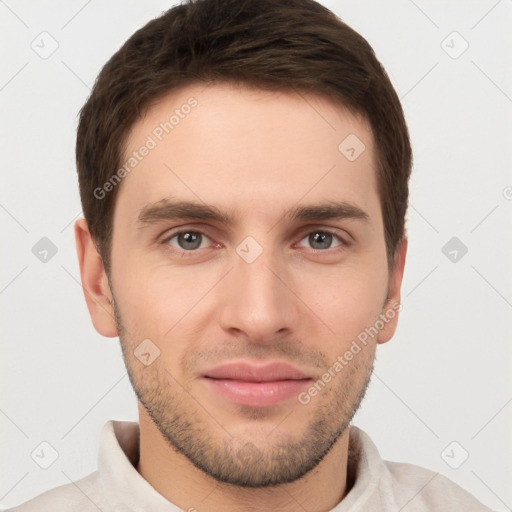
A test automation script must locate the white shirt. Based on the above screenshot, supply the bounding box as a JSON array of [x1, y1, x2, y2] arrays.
[[6, 420, 495, 511]]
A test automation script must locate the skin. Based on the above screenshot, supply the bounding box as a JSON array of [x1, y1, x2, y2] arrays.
[[75, 82, 407, 512]]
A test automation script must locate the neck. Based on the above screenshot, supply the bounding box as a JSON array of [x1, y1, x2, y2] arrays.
[[136, 407, 351, 512]]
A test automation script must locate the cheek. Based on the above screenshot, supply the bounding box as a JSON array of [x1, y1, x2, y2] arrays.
[[299, 263, 388, 345], [112, 258, 214, 342]]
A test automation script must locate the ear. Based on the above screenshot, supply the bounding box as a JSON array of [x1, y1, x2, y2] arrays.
[[74, 218, 118, 337], [377, 236, 407, 344]]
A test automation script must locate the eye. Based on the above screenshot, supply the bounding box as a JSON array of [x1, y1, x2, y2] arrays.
[[164, 230, 214, 252], [296, 230, 344, 251], [161, 227, 346, 256]]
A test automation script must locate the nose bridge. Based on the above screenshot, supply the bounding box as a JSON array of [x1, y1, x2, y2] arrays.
[[218, 237, 299, 340]]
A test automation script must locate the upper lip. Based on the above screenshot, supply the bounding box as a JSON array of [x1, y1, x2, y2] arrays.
[[203, 361, 311, 382]]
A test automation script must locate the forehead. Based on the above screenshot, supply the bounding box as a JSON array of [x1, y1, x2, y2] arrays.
[[116, 82, 379, 226]]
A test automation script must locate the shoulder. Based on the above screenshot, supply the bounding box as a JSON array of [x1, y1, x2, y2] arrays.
[[4, 472, 104, 512], [383, 460, 496, 512]]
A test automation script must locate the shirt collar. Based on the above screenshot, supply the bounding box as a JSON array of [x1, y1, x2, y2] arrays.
[[331, 424, 384, 510], [98, 420, 182, 511]]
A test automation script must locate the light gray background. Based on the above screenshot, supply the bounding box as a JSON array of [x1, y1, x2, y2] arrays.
[[1, 0, 511, 510]]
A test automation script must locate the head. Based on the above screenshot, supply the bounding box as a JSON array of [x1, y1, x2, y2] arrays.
[[75, 0, 410, 488]]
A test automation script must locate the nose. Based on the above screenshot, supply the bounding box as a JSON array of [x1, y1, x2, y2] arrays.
[[217, 242, 301, 344]]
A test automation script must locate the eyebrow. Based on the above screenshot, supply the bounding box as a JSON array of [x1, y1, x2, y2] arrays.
[[137, 198, 369, 227]]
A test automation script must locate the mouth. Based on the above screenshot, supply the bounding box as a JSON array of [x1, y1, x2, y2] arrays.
[[202, 361, 313, 407]]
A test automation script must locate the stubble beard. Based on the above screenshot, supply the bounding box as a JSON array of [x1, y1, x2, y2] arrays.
[[112, 296, 375, 488]]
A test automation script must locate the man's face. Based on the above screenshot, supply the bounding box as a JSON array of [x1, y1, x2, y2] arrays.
[[94, 83, 403, 486]]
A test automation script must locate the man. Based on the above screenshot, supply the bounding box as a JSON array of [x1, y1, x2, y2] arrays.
[[8, 0, 496, 510]]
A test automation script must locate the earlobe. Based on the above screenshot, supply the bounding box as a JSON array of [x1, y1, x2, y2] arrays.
[[74, 218, 118, 338], [377, 237, 407, 344]]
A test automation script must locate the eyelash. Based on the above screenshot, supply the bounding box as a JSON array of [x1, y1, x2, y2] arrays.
[[160, 227, 348, 258]]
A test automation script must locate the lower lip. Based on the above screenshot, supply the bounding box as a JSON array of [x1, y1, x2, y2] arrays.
[[203, 378, 311, 407]]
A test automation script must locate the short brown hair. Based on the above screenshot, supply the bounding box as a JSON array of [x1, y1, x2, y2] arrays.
[[76, 0, 412, 273]]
